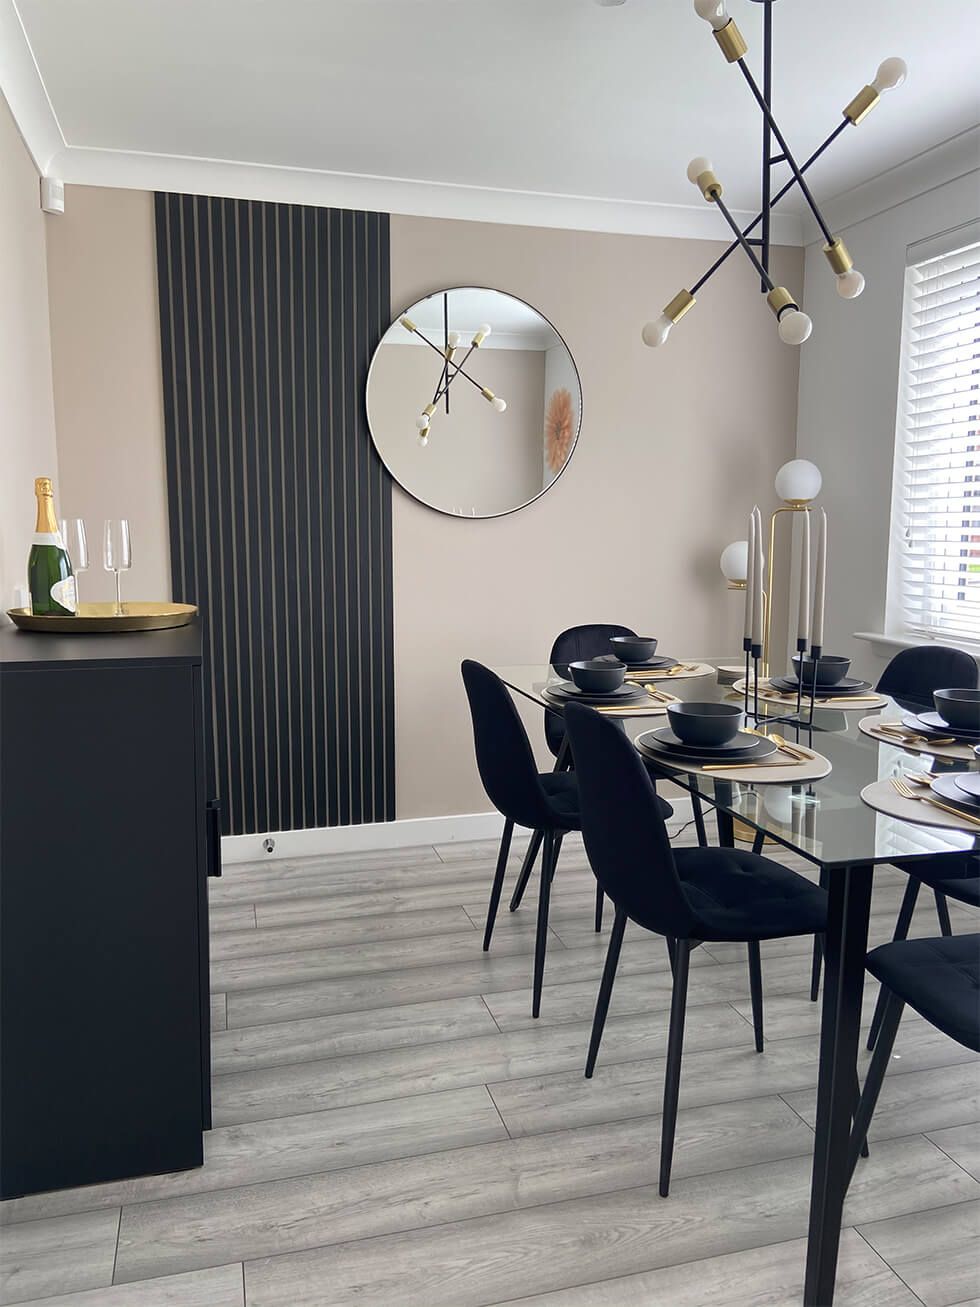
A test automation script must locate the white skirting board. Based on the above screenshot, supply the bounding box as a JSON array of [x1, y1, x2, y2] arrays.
[[220, 796, 695, 864]]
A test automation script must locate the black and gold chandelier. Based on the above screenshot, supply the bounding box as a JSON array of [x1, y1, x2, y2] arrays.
[[639, 0, 907, 349]]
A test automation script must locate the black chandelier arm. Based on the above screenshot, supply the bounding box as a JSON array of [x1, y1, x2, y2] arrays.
[[711, 192, 776, 292], [411, 328, 486, 397], [735, 58, 836, 247], [689, 118, 850, 297]]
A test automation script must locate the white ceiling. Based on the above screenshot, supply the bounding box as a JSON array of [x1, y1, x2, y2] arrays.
[[4, 0, 978, 242]]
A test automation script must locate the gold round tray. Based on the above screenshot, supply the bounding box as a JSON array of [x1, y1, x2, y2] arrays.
[[6, 602, 198, 633]]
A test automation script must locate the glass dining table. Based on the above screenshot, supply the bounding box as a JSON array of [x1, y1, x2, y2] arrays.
[[492, 660, 979, 1307]]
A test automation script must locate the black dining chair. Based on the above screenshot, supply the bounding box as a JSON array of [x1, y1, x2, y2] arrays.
[[511, 622, 680, 933], [812, 645, 980, 1005], [848, 933, 980, 1185], [459, 661, 586, 1016], [563, 701, 829, 1195]]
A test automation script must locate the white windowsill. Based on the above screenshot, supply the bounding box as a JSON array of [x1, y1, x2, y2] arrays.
[[854, 631, 980, 663]]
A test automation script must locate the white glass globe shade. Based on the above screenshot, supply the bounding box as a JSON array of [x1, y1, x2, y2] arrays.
[[686, 156, 713, 184], [720, 540, 749, 584], [477, 323, 492, 338], [836, 268, 865, 299], [873, 57, 907, 91], [775, 459, 822, 505], [491, 396, 507, 412], [417, 431, 429, 448], [447, 331, 461, 348], [415, 414, 430, 430], [641, 314, 672, 347], [777, 309, 813, 345]]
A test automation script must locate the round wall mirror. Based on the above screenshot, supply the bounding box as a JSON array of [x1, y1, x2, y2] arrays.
[[366, 287, 582, 518]]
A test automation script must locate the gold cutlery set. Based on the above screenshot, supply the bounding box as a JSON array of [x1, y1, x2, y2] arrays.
[[890, 775, 980, 828], [701, 731, 814, 771], [874, 722, 957, 747]]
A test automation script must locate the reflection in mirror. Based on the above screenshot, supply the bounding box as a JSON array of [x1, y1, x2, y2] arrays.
[[366, 287, 582, 518]]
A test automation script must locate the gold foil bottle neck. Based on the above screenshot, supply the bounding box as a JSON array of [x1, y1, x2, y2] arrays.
[[34, 476, 54, 498]]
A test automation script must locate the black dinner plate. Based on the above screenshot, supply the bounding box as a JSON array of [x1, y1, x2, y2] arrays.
[[637, 729, 778, 764], [913, 710, 980, 739], [770, 675, 872, 695], [930, 774, 980, 812], [624, 655, 680, 671], [954, 773, 980, 799], [544, 681, 648, 707]]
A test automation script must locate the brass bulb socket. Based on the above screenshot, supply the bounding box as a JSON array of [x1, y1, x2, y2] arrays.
[[766, 286, 797, 319], [481, 387, 496, 402], [713, 18, 747, 63], [400, 316, 417, 333], [422, 403, 437, 419], [445, 345, 456, 361], [472, 331, 489, 347], [665, 289, 696, 323], [823, 237, 853, 275], [695, 170, 723, 201], [843, 84, 879, 125]]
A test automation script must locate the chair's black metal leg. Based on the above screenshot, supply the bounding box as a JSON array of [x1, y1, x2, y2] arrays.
[[665, 935, 676, 975], [594, 880, 604, 932], [509, 829, 543, 912], [483, 819, 514, 951], [810, 866, 831, 1002], [803, 863, 873, 1306], [690, 789, 708, 848], [554, 735, 573, 772], [532, 832, 559, 1018], [747, 940, 764, 1053], [867, 877, 920, 1050], [659, 940, 692, 1198], [934, 889, 953, 937], [751, 828, 765, 855], [851, 1068, 870, 1159], [585, 905, 627, 1077], [847, 992, 905, 1187]]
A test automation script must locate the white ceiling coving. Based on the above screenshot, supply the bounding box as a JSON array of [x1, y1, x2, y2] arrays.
[[1, 0, 977, 244]]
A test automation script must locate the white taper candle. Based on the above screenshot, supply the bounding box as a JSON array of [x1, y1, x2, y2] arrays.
[[812, 508, 827, 649], [744, 510, 756, 642], [797, 508, 811, 644], [752, 506, 764, 649]]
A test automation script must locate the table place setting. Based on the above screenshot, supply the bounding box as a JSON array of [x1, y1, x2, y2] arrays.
[[634, 700, 832, 783], [859, 687, 980, 762], [542, 655, 670, 717], [860, 771, 980, 834]]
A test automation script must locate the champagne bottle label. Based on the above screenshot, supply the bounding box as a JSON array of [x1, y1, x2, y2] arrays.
[[51, 576, 77, 613]]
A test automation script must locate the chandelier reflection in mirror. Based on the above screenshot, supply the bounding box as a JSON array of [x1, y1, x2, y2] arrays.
[[623, 0, 907, 349], [367, 287, 582, 519]]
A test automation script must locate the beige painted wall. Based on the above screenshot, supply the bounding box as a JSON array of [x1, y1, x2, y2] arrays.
[[39, 187, 801, 824], [0, 95, 58, 611], [45, 186, 171, 604], [391, 215, 802, 817], [368, 342, 546, 515]]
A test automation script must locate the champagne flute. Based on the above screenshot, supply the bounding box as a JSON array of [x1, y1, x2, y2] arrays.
[[59, 519, 89, 605], [103, 519, 132, 615]]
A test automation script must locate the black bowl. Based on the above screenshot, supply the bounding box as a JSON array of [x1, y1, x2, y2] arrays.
[[933, 688, 980, 731], [791, 654, 851, 687], [568, 659, 626, 694], [666, 700, 743, 747], [609, 635, 658, 663]]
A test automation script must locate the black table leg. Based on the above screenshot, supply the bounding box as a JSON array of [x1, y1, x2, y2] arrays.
[[803, 862, 873, 1307], [712, 782, 736, 849]]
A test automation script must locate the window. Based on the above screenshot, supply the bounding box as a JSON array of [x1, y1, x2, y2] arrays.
[[888, 227, 980, 648]]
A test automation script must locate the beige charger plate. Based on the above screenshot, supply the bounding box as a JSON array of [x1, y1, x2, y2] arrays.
[[637, 742, 832, 785], [860, 778, 980, 834], [7, 602, 198, 633], [858, 715, 977, 763]]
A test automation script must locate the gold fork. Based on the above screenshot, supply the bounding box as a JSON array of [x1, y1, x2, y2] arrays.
[[890, 777, 980, 827], [876, 723, 957, 746]]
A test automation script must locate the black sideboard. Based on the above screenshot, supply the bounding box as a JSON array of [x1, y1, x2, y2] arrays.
[[0, 622, 214, 1198]]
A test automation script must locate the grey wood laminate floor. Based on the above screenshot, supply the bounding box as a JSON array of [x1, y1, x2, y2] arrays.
[[1, 829, 978, 1307]]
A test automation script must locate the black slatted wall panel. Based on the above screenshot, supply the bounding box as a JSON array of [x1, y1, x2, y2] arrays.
[[155, 193, 394, 835]]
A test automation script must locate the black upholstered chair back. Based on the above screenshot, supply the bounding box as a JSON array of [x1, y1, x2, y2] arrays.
[[545, 623, 637, 757], [462, 660, 565, 833], [564, 702, 696, 939], [877, 646, 978, 710]]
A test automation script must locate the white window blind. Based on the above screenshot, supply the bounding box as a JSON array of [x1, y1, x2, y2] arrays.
[[891, 234, 980, 646]]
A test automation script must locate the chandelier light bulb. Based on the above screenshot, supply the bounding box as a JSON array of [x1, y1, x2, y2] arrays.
[[693, 0, 729, 30], [491, 396, 507, 412], [686, 156, 713, 184], [775, 459, 822, 505], [777, 309, 813, 346], [641, 314, 672, 347], [447, 331, 461, 348], [836, 268, 866, 299], [872, 57, 908, 92], [415, 413, 430, 430], [417, 430, 429, 447]]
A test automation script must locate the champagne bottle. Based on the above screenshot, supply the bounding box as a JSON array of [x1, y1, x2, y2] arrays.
[[28, 478, 76, 616]]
